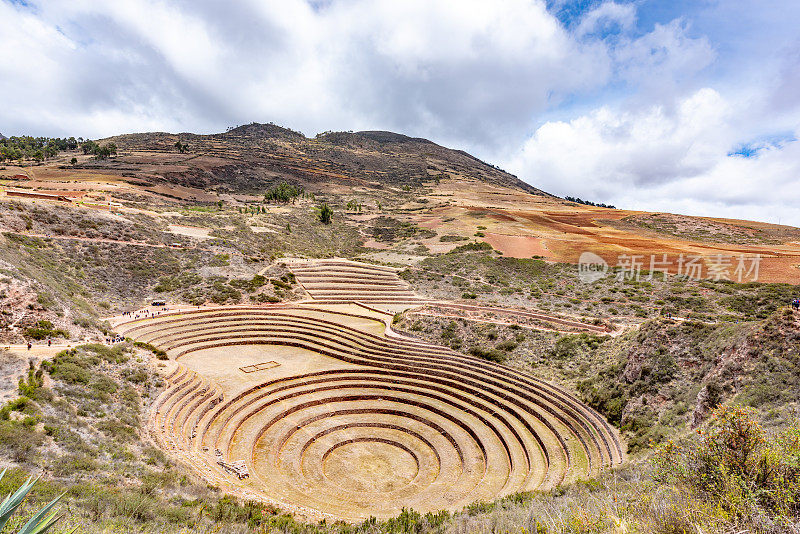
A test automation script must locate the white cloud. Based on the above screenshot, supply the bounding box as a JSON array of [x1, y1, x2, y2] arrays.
[[0, 0, 798, 226], [612, 19, 715, 95], [0, 0, 612, 144], [506, 88, 800, 226]]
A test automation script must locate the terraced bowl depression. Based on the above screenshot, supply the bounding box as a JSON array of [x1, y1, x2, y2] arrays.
[[115, 304, 623, 520], [286, 258, 424, 304]]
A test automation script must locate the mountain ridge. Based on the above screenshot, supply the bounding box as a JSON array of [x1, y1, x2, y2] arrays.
[[97, 122, 551, 196]]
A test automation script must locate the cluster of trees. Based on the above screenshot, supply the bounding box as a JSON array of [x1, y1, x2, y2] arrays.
[[174, 140, 190, 153], [239, 205, 269, 215], [565, 196, 617, 209], [81, 140, 117, 159], [0, 136, 79, 162], [346, 199, 363, 213], [264, 182, 304, 203], [0, 135, 119, 163]]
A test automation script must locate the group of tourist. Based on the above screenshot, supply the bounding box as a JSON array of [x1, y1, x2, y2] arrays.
[[121, 308, 166, 320], [792, 298, 800, 311]]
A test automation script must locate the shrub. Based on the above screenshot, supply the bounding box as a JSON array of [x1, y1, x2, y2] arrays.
[[254, 294, 281, 303], [0, 397, 39, 421], [0, 421, 44, 462], [91, 376, 118, 395], [440, 321, 457, 340], [17, 366, 45, 400], [451, 241, 493, 253], [153, 272, 202, 292], [81, 343, 129, 364], [229, 275, 267, 293], [48, 362, 90, 385], [51, 453, 100, 477], [653, 405, 800, 523], [496, 340, 518, 352], [439, 235, 468, 242], [550, 333, 606, 360], [24, 320, 69, 340], [270, 278, 292, 290], [468, 346, 506, 363], [132, 341, 168, 360], [122, 367, 147, 384]]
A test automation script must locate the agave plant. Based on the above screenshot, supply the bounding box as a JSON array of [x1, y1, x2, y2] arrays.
[[0, 469, 76, 534]]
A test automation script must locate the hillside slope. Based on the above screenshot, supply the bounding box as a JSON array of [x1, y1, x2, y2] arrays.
[[96, 122, 548, 195]]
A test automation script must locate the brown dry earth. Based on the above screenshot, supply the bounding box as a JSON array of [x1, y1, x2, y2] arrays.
[[4, 151, 799, 283], [404, 178, 800, 283]]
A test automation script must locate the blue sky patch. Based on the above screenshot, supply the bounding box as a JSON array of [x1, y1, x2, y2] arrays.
[[728, 133, 796, 158]]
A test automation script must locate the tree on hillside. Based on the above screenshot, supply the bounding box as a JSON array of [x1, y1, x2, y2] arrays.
[[94, 143, 117, 160], [317, 203, 333, 224], [81, 140, 99, 155], [70, 157, 77, 165]]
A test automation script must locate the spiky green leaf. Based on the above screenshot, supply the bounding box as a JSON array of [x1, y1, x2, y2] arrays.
[[17, 492, 66, 534], [0, 475, 37, 531]]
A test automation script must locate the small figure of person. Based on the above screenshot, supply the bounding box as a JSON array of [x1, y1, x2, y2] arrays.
[[27, 342, 32, 350]]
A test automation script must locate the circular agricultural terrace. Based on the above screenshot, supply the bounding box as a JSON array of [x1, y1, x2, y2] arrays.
[[114, 261, 623, 520]]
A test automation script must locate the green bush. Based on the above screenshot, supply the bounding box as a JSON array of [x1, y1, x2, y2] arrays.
[[82, 343, 129, 364], [0, 421, 44, 462], [439, 235, 468, 242], [229, 274, 267, 293], [496, 340, 518, 352], [49, 362, 90, 385], [0, 397, 39, 421], [271, 278, 293, 290], [122, 367, 147, 384], [450, 241, 493, 253], [440, 321, 457, 340], [550, 333, 606, 360], [24, 320, 69, 340], [132, 341, 168, 360], [653, 405, 800, 523], [153, 272, 202, 292], [468, 346, 506, 363], [254, 294, 281, 303], [17, 366, 45, 399]]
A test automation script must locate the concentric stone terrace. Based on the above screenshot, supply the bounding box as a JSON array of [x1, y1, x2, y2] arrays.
[[286, 259, 424, 304], [116, 304, 623, 520]]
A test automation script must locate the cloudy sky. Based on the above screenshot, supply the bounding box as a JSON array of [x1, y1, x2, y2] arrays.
[[1, 0, 799, 225]]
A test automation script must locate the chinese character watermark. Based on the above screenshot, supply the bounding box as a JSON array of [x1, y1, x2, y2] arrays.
[[577, 252, 761, 283]]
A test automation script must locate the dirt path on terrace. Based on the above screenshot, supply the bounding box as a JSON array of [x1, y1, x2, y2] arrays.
[[4, 231, 221, 252]]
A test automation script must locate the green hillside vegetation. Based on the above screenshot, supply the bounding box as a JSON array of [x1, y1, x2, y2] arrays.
[[0, 136, 79, 162]]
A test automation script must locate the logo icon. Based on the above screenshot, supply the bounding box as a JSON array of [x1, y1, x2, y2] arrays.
[[578, 252, 608, 283]]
